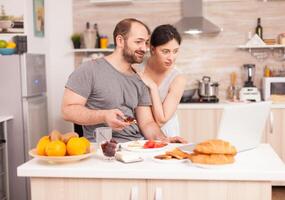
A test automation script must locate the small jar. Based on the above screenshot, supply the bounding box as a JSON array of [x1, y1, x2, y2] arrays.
[[278, 33, 285, 45], [100, 35, 108, 49], [264, 66, 271, 77]]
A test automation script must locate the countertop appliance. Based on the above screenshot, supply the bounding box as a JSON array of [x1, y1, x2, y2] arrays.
[[262, 77, 285, 101], [0, 54, 48, 200], [239, 64, 261, 102], [197, 76, 219, 102]]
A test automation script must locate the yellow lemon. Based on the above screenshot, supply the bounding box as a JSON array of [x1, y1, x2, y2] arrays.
[[45, 140, 66, 156], [36, 136, 50, 156], [6, 41, 16, 48], [66, 137, 87, 156]]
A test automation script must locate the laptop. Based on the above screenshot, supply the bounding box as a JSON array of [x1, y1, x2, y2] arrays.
[[217, 101, 271, 152], [179, 101, 271, 153]]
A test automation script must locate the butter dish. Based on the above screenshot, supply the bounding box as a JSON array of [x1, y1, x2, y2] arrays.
[[115, 152, 143, 163]]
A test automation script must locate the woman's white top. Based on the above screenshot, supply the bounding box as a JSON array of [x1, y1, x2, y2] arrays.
[[158, 67, 180, 136]]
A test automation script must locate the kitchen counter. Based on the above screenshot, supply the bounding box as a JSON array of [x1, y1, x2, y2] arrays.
[[0, 115, 13, 123], [178, 102, 285, 109], [17, 144, 285, 181], [17, 144, 285, 200]]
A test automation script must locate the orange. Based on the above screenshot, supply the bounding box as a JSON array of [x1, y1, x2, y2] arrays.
[[45, 140, 66, 156], [36, 136, 50, 156], [80, 137, 91, 152], [66, 137, 87, 156]]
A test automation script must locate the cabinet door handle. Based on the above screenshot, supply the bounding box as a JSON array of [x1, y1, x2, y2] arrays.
[[155, 187, 162, 200], [270, 111, 274, 134], [0, 139, 6, 144], [130, 186, 138, 200]]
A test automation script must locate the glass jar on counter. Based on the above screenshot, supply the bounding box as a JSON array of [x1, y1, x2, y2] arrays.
[[100, 35, 108, 49]]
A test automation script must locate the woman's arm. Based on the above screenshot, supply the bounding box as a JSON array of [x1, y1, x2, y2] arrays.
[[151, 75, 186, 126], [139, 73, 187, 127]]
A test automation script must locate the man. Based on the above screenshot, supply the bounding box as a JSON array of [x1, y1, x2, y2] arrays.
[[62, 18, 186, 143]]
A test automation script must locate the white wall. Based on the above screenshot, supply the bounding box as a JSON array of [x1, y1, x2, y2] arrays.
[[26, 0, 74, 132]]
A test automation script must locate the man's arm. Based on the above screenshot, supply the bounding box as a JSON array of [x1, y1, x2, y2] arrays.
[[135, 106, 167, 140], [61, 88, 128, 130]]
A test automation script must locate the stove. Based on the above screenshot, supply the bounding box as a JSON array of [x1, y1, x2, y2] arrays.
[[180, 96, 219, 103]]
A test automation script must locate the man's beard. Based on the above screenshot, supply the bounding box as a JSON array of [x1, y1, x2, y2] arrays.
[[122, 44, 145, 64]]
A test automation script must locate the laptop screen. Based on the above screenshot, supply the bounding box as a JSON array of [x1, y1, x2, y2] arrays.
[[217, 102, 271, 152]]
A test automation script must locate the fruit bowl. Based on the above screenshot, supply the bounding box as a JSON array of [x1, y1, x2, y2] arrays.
[[29, 147, 96, 164], [0, 48, 16, 55]]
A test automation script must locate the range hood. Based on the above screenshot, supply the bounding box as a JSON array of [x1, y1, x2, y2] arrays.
[[175, 0, 221, 35]]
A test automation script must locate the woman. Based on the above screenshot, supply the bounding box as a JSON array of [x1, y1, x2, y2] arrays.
[[137, 24, 186, 136]]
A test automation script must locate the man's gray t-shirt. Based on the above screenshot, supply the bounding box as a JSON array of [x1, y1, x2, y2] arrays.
[[65, 58, 151, 143]]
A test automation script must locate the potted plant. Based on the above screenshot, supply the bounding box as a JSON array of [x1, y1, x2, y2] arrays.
[[71, 33, 81, 49]]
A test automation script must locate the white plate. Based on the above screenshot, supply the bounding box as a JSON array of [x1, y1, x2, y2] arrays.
[[152, 156, 188, 164], [190, 162, 234, 169], [29, 148, 96, 163], [120, 140, 168, 152]]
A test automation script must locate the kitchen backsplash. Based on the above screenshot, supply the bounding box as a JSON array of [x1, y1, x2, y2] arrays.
[[73, 0, 285, 100]]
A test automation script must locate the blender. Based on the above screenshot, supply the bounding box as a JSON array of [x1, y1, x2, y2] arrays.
[[239, 64, 261, 102]]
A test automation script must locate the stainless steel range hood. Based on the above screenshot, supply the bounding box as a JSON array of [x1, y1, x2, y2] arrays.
[[175, 0, 221, 35]]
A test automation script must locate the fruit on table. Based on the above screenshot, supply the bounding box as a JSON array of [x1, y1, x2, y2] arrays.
[[0, 40, 7, 48], [66, 137, 89, 156], [35, 130, 91, 156], [61, 132, 79, 144], [80, 137, 91, 153], [45, 140, 66, 156], [36, 136, 50, 156], [143, 140, 155, 148], [143, 140, 167, 149], [50, 130, 62, 141]]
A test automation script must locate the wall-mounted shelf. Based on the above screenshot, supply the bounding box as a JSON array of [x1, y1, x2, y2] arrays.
[[238, 44, 285, 49], [238, 45, 285, 61], [72, 48, 114, 53], [90, 0, 132, 5]]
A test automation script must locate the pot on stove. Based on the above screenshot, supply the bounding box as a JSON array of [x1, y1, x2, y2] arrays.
[[198, 76, 219, 98]]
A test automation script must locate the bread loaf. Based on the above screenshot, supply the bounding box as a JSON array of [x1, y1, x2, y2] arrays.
[[190, 153, 235, 165], [194, 139, 237, 155]]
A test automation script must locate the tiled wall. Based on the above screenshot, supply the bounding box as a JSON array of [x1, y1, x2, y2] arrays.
[[73, 0, 285, 100]]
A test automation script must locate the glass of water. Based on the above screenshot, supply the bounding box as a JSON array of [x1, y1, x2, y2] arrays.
[[94, 127, 112, 144]]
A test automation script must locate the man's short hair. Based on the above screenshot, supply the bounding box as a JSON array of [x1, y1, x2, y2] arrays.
[[113, 18, 151, 46]]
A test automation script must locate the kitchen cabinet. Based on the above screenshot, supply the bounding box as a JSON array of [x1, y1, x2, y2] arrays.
[[264, 109, 285, 161], [147, 180, 270, 200], [177, 108, 223, 143], [30, 178, 271, 200], [31, 178, 147, 200]]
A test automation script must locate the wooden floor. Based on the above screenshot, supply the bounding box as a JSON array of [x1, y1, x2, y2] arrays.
[[273, 187, 285, 200]]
